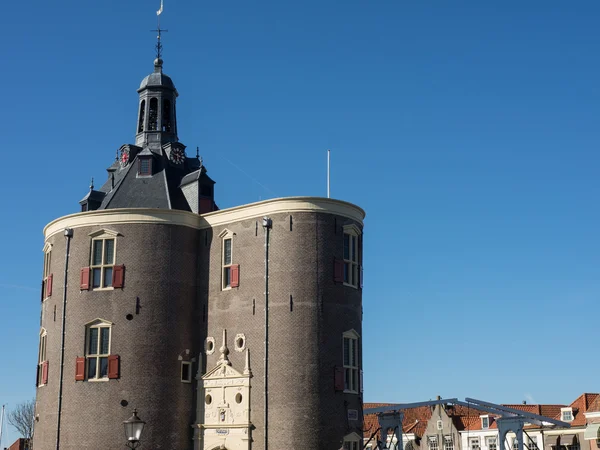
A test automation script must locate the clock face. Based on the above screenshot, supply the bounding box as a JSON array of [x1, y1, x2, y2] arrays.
[[120, 149, 130, 167], [171, 148, 185, 164]]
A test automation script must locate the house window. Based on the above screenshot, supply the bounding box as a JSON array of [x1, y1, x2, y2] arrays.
[[513, 438, 519, 450], [86, 321, 111, 380], [487, 437, 497, 450], [481, 415, 490, 429], [428, 437, 439, 450], [343, 433, 361, 450], [148, 97, 158, 131], [181, 361, 192, 383], [37, 329, 47, 386], [91, 238, 115, 288], [138, 157, 152, 176], [343, 330, 359, 393], [470, 438, 480, 450], [444, 436, 454, 450], [343, 229, 359, 287], [223, 237, 232, 288], [138, 99, 145, 133], [528, 437, 538, 450], [561, 408, 573, 422]]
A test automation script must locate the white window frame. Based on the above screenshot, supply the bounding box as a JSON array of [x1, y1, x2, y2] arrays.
[[85, 319, 112, 381], [513, 438, 519, 450], [343, 432, 361, 450], [42, 243, 52, 300], [444, 436, 454, 450], [561, 408, 574, 422], [487, 437, 497, 450], [528, 437, 538, 450], [219, 229, 234, 290], [481, 415, 490, 429], [89, 230, 119, 290], [429, 436, 439, 450], [37, 328, 47, 386], [343, 224, 361, 288], [343, 329, 360, 393], [470, 438, 481, 450]]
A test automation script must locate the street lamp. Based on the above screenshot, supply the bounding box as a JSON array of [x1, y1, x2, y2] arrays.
[[123, 409, 146, 449]]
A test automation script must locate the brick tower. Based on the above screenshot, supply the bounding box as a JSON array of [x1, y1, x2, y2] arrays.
[[33, 21, 365, 450]]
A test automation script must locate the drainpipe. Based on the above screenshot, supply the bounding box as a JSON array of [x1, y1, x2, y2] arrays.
[[56, 228, 73, 450], [262, 217, 272, 450]]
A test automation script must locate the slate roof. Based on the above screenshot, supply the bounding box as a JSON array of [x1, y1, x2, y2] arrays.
[[94, 145, 204, 211]]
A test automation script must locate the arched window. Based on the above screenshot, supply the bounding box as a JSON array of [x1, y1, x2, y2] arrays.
[[162, 99, 172, 132], [148, 98, 158, 131], [137, 100, 146, 133]]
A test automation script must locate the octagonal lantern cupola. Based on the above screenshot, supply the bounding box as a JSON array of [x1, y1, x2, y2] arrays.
[[135, 57, 179, 149]]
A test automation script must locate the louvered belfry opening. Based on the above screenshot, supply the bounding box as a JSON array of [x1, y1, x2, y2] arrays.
[[148, 97, 158, 131], [162, 99, 172, 132], [138, 100, 145, 133]]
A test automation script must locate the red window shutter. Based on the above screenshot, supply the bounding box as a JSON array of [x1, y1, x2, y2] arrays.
[[80, 267, 90, 290], [334, 259, 344, 283], [75, 357, 85, 381], [41, 360, 49, 385], [230, 264, 240, 288], [199, 197, 213, 214], [334, 366, 345, 391], [108, 355, 120, 379], [46, 274, 53, 298], [112, 265, 125, 289]]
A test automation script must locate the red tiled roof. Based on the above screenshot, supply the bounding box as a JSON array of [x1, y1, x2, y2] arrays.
[[588, 396, 600, 413], [363, 403, 432, 441], [552, 393, 600, 427]]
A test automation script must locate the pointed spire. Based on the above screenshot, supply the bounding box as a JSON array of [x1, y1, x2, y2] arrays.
[[218, 329, 230, 366], [243, 348, 252, 376], [196, 146, 200, 159], [89, 177, 94, 191], [115, 149, 119, 162]]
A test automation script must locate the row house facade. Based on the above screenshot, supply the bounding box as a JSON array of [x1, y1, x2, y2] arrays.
[[364, 393, 600, 450]]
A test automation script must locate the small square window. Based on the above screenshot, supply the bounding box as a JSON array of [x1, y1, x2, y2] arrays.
[[561, 408, 573, 422], [138, 157, 152, 176], [181, 361, 192, 383]]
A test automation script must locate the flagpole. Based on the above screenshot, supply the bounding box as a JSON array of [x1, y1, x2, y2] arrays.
[[327, 149, 330, 198]]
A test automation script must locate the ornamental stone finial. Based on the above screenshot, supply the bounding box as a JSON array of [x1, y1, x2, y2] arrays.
[[219, 329, 230, 366], [243, 348, 252, 376]]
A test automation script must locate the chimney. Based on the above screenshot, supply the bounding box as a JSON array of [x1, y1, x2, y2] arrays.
[[523, 400, 527, 405]]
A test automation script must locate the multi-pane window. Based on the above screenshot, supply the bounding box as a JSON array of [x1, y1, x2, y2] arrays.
[[428, 437, 439, 450], [528, 437, 538, 450], [561, 409, 573, 422], [42, 247, 52, 300], [481, 416, 490, 429], [37, 330, 47, 386], [513, 438, 519, 450], [222, 237, 232, 289], [86, 322, 111, 379], [138, 157, 152, 176], [91, 238, 115, 288], [343, 232, 359, 287], [487, 437, 497, 450], [444, 436, 454, 450], [343, 332, 359, 393], [470, 438, 481, 450], [344, 441, 360, 450]]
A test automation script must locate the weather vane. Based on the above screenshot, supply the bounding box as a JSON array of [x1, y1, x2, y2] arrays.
[[151, 0, 167, 59]]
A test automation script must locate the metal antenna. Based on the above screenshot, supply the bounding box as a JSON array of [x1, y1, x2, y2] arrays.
[[151, 0, 167, 60]]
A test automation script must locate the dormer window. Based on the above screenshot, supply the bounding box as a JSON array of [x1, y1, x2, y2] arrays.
[[561, 408, 574, 422], [481, 415, 490, 429], [138, 157, 152, 176]]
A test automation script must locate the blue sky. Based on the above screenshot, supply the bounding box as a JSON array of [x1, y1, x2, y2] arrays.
[[1, 0, 599, 445]]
